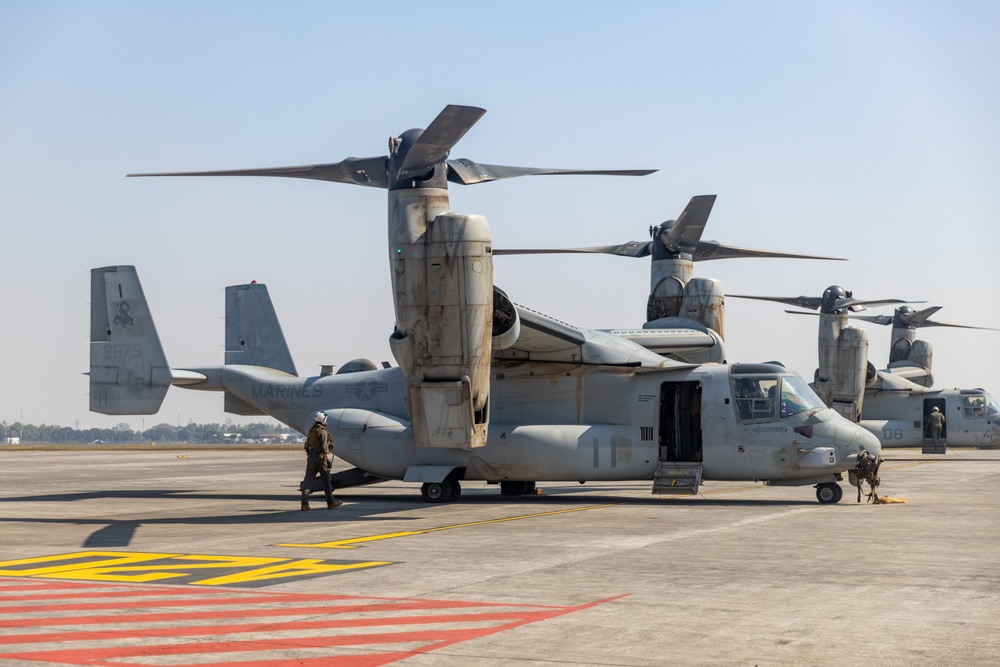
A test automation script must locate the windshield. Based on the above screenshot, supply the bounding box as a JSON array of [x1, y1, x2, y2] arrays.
[[780, 375, 826, 418], [963, 393, 1000, 418]]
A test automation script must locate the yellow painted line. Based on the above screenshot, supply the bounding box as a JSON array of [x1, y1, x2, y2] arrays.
[[278, 504, 614, 549], [882, 460, 937, 470], [0, 551, 390, 586]]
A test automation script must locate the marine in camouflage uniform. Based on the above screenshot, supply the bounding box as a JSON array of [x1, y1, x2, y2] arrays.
[[927, 406, 945, 446], [301, 412, 342, 510]]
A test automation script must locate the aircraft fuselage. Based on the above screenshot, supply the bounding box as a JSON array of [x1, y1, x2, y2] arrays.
[[191, 361, 879, 487], [860, 388, 1000, 448]]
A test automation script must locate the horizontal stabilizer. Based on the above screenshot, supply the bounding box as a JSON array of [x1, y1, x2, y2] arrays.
[[89, 266, 170, 414]]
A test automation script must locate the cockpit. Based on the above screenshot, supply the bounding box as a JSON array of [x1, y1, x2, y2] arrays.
[[730, 364, 827, 422], [960, 391, 1000, 419]]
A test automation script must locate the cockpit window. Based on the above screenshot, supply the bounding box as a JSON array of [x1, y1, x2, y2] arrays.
[[962, 393, 1000, 418], [780, 376, 826, 417], [732, 376, 778, 421]]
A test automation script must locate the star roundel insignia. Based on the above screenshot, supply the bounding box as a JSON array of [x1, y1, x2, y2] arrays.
[[348, 378, 388, 401]]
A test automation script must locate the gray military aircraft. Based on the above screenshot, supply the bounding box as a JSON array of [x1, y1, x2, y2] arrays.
[[729, 287, 1000, 450], [91, 265, 881, 504], [128, 104, 654, 452], [95, 105, 882, 503]]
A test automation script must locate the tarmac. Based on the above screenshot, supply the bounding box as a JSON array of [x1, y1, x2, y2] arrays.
[[0, 445, 998, 666]]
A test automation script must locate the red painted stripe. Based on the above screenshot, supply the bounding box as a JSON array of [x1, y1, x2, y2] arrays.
[[1, 604, 607, 667], [5, 626, 515, 663], [0, 575, 625, 667], [0, 609, 545, 645], [0, 581, 145, 592], [164, 652, 420, 667], [0, 599, 516, 628]]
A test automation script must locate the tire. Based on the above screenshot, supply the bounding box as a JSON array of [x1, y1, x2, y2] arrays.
[[447, 478, 462, 500], [500, 481, 535, 496], [421, 481, 453, 503], [816, 482, 842, 504]]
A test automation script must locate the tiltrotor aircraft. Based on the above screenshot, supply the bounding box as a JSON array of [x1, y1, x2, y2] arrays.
[[729, 287, 1000, 450], [91, 105, 881, 503]]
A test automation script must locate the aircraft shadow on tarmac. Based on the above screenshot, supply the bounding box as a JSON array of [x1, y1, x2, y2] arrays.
[[1, 486, 827, 548]]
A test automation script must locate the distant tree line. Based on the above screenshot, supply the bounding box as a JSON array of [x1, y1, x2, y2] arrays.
[[0, 420, 302, 444]]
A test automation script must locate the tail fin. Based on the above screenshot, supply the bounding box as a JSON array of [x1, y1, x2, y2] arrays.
[[89, 266, 170, 414], [224, 282, 296, 415]]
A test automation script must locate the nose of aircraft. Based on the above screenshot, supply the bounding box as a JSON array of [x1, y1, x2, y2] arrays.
[[848, 420, 882, 457]]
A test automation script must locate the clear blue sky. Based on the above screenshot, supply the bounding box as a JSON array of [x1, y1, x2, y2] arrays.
[[2, 1, 998, 429]]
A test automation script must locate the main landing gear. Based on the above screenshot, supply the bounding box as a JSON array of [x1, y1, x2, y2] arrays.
[[815, 482, 843, 504], [500, 481, 536, 496], [420, 478, 462, 503]]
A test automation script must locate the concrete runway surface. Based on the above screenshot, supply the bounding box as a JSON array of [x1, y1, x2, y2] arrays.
[[0, 446, 998, 666]]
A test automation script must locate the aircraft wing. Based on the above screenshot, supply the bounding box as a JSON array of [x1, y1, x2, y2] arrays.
[[493, 305, 690, 368], [883, 362, 933, 385], [867, 368, 933, 394], [605, 328, 720, 354], [493, 241, 651, 258]]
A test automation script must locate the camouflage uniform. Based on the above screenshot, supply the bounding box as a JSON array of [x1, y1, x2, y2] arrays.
[[927, 409, 945, 445], [301, 422, 336, 509]]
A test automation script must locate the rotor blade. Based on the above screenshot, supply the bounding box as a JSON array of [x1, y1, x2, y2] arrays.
[[690, 241, 848, 262], [727, 294, 825, 310], [916, 320, 999, 331], [840, 298, 918, 311], [128, 156, 390, 188], [494, 241, 651, 258], [446, 159, 656, 185], [396, 105, 487, 179], [896, 305, 999, 329], [784, 310, 820, 317], [900, 306, 942, 325], [662, 195, 716, 252], [851, 314, 896, 326]]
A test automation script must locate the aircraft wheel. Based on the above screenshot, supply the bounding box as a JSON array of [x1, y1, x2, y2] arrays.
[[500, 481, 533, 496], [448, 478, 462, 500], [421, 482, 453, 503], [816, 482, 843, 504]]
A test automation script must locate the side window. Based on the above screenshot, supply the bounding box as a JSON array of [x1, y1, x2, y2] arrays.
[[962, 395, 987, 418], [732, 377, 778, 421]]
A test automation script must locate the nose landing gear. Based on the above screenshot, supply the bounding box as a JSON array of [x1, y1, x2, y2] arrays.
[[816, 482, 843, 504]]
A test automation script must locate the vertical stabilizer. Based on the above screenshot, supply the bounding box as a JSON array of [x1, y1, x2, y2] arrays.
[[224, 282, 296, 416], [89, 266, 170, 414], [224, 283, 296, 375]]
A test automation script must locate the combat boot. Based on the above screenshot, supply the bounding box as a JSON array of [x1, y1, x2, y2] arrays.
[[328, 500, 344, 509], [301, 500, 311, 511]]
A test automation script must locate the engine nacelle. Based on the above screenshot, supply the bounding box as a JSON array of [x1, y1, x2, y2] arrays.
[[681, 277, 725, 339], [492, 287, 520, 350], [815, 314, 868, 421], [647, 258, 692, 322], [909, 339, 933, 379], [388, 204, 493, 448]]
